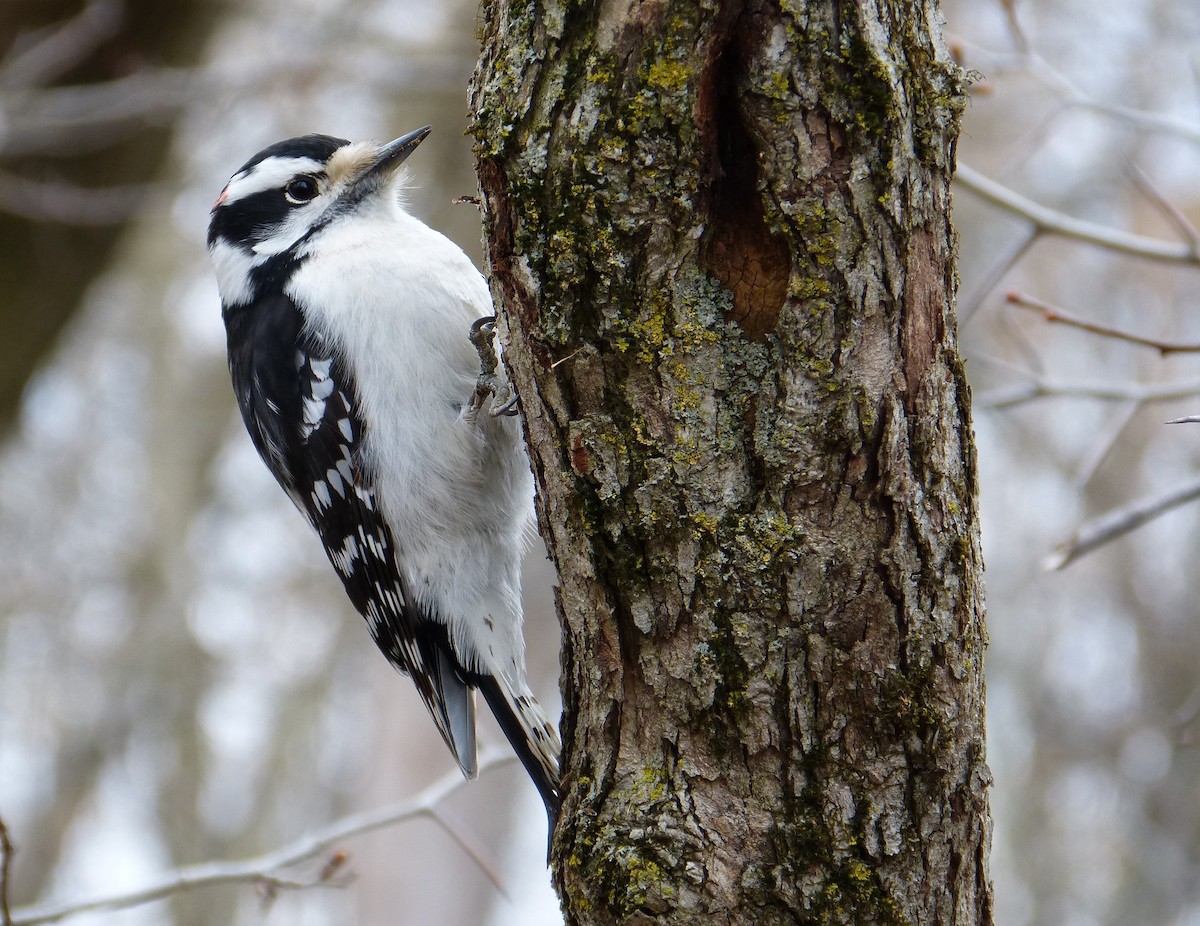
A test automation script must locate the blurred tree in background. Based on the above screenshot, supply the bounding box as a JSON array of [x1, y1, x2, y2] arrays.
[[952, 5, 1200, 926], [0, 2, 563, 925], [0, 1, 1199, 925], [0, 0, 214, 431]]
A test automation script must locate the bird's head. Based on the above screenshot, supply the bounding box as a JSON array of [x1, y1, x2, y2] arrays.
[[207, 127, 431, 306]]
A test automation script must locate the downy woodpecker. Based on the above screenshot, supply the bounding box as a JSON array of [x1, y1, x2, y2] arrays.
[[207, 128, 561, 817]]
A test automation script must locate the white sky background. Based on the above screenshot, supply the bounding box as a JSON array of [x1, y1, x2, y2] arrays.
[[3, 0, 1200, 925]]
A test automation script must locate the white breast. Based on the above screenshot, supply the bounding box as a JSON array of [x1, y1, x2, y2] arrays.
[[286, 198, 534, 674]]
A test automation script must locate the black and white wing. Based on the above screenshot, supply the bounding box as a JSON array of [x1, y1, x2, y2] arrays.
[[222, 291, 480, 777]]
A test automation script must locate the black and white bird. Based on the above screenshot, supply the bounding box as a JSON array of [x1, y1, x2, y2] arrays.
[[207, 127, 561, 818]]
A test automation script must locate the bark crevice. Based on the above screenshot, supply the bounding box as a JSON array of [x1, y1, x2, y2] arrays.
[[471, 0, 990, 923]]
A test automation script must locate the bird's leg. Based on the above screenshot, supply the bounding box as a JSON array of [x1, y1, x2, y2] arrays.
[[469, 316, 519, 417]]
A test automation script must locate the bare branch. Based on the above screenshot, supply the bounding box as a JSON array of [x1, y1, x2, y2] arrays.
[[0, 170, 154, 225], [1006, 291, 1200, 354], [0, 54, 462, 158], [425, 804, 511, 901], [11, 754, 518, 926], [1130, 164, 1200, 253], [996, 0, 1031, 56], [958, 228, 1040, 325], [979, 377, 1200, 410], [0, 0, 124, 91], [1066, 99, 1200, 146], [955, 164, 1200, 264], [947, 35, 1200, 146], [0, 68, 198, 157], [0, 6, 475, 159], [1045, 474, 1200, 570], [1074, 400, 1141, 491]]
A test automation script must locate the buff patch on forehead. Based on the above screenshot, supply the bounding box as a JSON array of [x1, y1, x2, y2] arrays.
[[324, 142, 383, 188]]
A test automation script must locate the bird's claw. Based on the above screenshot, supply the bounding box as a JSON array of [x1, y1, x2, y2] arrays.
[[469, 316, 519, 417], [474, 375, 519, 416]]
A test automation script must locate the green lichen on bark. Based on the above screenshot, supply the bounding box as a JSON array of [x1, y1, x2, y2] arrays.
[[471, 0, 989, 924], [567, 763, 685, 918]]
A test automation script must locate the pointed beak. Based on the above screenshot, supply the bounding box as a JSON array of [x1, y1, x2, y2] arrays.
[[362, 125, 432, 184]]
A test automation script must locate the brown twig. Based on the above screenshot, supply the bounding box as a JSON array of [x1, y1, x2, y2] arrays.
[[1006, 291, 1200, 355]]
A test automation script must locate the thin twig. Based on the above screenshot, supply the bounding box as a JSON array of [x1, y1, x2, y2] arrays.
[[1130, 164, 1200, 253], [958, 228, 1040, 325], [1045, 473, 1200, 570], [1006, 291, 1200, 354], [550, 347, 585, 370], [997, 0, 1031, 56], [979, 378, 1200, 410], [993, 287, 1048, 375], [1074, 400, 1142, 491], [12, 754, 517, 926], [955, 164, 1200, 264], [946, 35, 1200, 146], [969, 351, 1045, 381], [1066, 99, 1200, 146], [0, 816, 14, 926], [425, 804, 511, 901]]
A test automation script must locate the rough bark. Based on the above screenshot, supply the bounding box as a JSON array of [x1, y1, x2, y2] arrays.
[[471, 1, 991, 923]]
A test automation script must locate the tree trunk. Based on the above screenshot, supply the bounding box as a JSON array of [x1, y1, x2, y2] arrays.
[[470, 1, 991, 923]]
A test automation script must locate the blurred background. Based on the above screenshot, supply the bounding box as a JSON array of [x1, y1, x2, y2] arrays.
[[0, 0, 1198, 924]]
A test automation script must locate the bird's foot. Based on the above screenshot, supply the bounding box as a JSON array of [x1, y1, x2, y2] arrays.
[[469, 317, 519, 417], [473, 373, 519, 417]]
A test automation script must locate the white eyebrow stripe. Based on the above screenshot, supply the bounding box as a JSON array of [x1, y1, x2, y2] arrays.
[[221, 156, 325, 204]]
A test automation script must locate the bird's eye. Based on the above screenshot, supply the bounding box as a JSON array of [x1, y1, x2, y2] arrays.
[[285, 177, 319, 204]]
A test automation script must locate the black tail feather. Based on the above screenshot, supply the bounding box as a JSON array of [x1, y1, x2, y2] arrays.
[[474, 673, 561, 827]]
